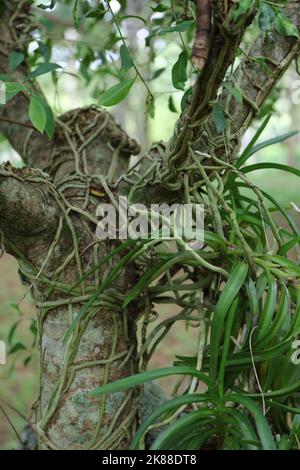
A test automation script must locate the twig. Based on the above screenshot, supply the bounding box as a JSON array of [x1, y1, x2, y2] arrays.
[[0, 117, 34, 129]]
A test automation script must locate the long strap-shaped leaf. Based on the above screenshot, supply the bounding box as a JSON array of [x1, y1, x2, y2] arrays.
[[224, 394, 276, 450], [236, 114, 271, 169], [88, 366, 212, 398], [237, 130, 298, 168], [209, 263, 248, 382], [130, 393, 212, 449], [150, 408, 216, 450]]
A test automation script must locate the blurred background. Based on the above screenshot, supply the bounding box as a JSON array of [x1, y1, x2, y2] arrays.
[[1, 0, 300, 449]]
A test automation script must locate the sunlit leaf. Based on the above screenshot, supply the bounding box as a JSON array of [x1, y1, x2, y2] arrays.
[[27, 63, 62, 80], [172, 50, 188, 91], [168, 95, 178, 113], [5, 82, 25, 102], [120, 45, 134, 72], [98, 78, 136, 107], [275, 13, 299, 38]]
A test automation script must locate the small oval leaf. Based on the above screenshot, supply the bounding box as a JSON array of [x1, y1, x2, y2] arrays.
[[212, 102, 227, 134], [29, 95, 47, 133], [98, 78, 136, 107], [172, 50, 188, 91], [28, 63, 62, 80], [8, 51, 25, 71]]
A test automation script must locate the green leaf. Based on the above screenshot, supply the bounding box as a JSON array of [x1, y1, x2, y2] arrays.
[[223, 408, 259, 450], [8, 321, 20, 345], [151, 409, 215, 450], [228, 183, 299, 237], [27, 63, 62, 80], [84, 6, 106, 19], [8, 51, 24, 71], [42, 100, 55, 139], [176, 339, 291, 369], [241, 162, 300, 180], [168, 95, 177, 113], [232, 0, 254, 20], [29, 95, 47, 133], [236, 114, 271, 168], [278, 237, 300, 256], [259, 287, 289, 349], [218, 297, 239, 395], [255, 272, 277, 344], [23, 356, 32, 367], [0, 74, 13, 82], [275, 13, 299, 38], [209, 263, 248, 380], [172, 50, 188, 91], [246, 130, 298, 161], [152, 67, 165, 80], [98, 78, 136, 107], [4, 82, 25, 102], [212, 102, 226, 134], [180, 87, 192, 111], [131, 393, 210, 449], [224, 83, 243, 104], [72, 0, 79, 28], [146, 21, 194, 45], [258, 1, 275, 32], [159, 20, 194, 35], [225, 395, 276, 450], [123, 251, 193, 308], [9, 342, 27, 354], [88, 366, 212, 398], [266, 255, 300, 277], [120, 45, 134, 72], [31, 95, 55, 139], [151, 3, 169, 12]]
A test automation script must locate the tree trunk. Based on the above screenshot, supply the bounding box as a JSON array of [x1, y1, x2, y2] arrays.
[[0, 1, 142, 449]]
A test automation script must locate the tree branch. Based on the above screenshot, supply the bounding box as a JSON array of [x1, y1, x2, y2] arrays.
[[159, 0, 300, 189], [161, 0, 256, 187], [191, 0, 212, 70]]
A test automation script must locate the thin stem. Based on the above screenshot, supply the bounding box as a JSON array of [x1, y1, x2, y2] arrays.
[[107, 1, 153, 98], [0, 116, 34, 129]]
